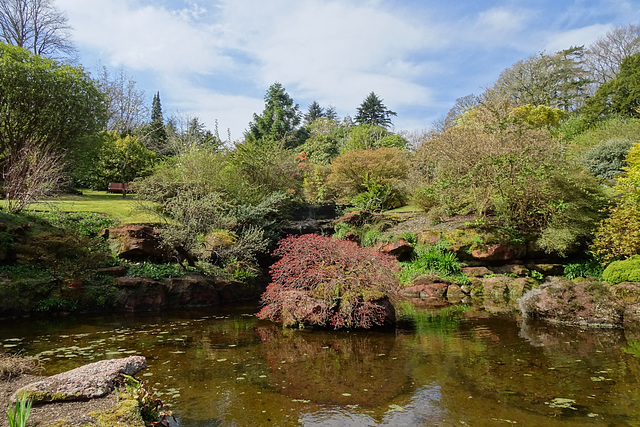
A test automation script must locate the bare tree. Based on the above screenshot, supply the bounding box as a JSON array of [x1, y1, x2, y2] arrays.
[[0, 0, 75, 59], [2, 141, 67, 213], [585, 24, 640, 87], [96, 66, 148, 135]]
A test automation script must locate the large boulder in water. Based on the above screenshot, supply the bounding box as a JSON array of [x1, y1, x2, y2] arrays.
[[519, 277, 624, 328], [13, 356, 147, 403]]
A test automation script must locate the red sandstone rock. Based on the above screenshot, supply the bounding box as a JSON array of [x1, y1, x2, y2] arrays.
[[107, 225, 169, 262], [377, 239, 413, 259]]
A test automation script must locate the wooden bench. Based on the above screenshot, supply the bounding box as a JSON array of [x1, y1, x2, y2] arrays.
[[107, 183, 133, 193]]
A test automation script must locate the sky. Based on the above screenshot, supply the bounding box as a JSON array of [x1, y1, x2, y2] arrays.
[[55, 0, 640, 141]]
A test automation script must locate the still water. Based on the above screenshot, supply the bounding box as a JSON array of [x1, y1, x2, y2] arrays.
[[1, 301, 640, 426]]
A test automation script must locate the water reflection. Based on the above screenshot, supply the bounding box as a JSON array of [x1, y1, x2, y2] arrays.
[[0, 302, 639, 425]]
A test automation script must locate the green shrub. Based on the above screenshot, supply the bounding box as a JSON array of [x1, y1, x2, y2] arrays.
[[350, 175, 394, 213], [31, 211, 118, 237], [602, 255, 640, 284], [570, 116, 640, 150], [582, 138, 634, 180], [327, 147, 408, 203], [127, 262, 184, 281], [592, 142, 640, 262], [411, 185, 438, 212], [362, 229, 384, 247], [333, 222, 355, 240], [564, 259, 604, 280], [414, 104, 607, 256], [398, 232, 417, 245], [36, 298, 78, 313], [399, 242, 468, 285]]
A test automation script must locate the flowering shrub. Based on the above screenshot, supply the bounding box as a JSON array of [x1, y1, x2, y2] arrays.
[[258, 234, 400, 329]]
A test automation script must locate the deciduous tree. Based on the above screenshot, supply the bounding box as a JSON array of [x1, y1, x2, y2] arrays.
[[258, 234, 399, 329], [0, 42, 106, 160], [96, 66, 147, 135], [585, 24, 640, 87], [0, 0, 74, 59], [486, 47, 591, 111]]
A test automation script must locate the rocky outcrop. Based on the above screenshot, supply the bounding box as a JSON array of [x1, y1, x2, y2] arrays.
[[461, 266, 492, 278], [376, 239, 413, 260], [105, 226, 169, 262], [115, 274, 262, 311], [519, 277, 624, 328], [467, 243, 527, 263], [399, 274, 536, 304], [13, 356, 146, 403]]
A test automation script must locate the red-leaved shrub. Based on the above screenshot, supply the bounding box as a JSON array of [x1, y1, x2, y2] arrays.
[[257, 234, 400, 329]]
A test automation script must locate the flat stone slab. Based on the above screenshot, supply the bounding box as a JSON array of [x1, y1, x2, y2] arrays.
[[13, 356, 146, 403]]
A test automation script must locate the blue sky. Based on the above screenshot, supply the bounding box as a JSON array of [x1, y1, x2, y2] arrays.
[[56, 0, 640, 140]]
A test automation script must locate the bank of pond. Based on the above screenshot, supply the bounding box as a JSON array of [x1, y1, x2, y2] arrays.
[[2, 299, 640, 426]]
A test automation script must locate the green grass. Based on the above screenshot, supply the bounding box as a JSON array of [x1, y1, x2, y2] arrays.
[[29, 190, 158, 224], [385, 204, 423, 214]]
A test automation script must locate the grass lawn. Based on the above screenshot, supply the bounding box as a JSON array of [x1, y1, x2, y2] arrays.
[[29, 189, 158, 224], [385, 205, 423, 214]]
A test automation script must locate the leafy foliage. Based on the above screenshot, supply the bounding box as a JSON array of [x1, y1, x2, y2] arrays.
[[563, 259, 604, 280], [415, 103, 607, 256], [592, 142, 640, 262], [582, 52, 640, 122], [399, 242, 469, 285], [75, 131, 157, 191], [350, 175, 395, 213], [127, 262, 184, 281], [601, 255, 640, 285], [258, 234, 400, 329], [582, 138, 634, 180], [343, 124, 408, 151], [0, 42, 106, 158], [327, 147, 408, 204]]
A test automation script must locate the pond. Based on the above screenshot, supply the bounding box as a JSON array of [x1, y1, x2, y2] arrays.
[[1, 300, 640, 426]]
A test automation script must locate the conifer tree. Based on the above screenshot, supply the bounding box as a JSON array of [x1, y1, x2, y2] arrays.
[[354, 92, 397, 128], [148, 91, 167, 154], [304, 101, 324, 125], [245, 82, 303, 147]]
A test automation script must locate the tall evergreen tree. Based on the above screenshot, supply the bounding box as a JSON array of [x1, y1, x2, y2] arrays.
[[325, 105, 339, 122], [304, 101, 324, 125], [147, 91, 168, 154], [245, 82, 303, 147], [354, 92, 397, 128]]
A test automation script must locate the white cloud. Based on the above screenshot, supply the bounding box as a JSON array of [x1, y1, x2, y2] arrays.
[[55, 0, 640, 135], [57, 0, 233, 73], [543, 23, 612, 53]]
